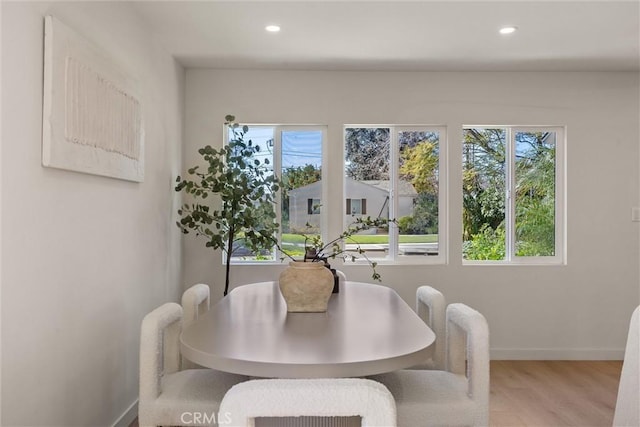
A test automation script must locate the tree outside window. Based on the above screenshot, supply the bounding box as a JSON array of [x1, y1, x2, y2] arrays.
[[463, 127, 563, 262], [345, 126, 445, 262]]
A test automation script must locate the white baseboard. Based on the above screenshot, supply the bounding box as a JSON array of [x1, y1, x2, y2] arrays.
[[491, 347, 625, 360], [113, 399, 138, 427]]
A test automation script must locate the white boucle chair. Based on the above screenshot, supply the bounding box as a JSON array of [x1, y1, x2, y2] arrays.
[[370, 303, 489, 427], [408, 285, 446, 370], [613, 305, 639, 427], [219, 378, 397, 427], [182, 283, 210, 328], [181, 283, 210, 369], [139, 302, 247, 427]]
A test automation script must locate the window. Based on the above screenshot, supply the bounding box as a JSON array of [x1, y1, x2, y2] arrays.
[[344, 126, 446, 263], [307, 198, 321, 215], [346, 198, 367, 215], [226, 125, 326, 262], [462, 126, 564, 263]]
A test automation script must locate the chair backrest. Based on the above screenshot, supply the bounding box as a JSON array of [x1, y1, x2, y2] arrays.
[[445, 303, 490, 423], [416, 285, 446, 369], [139, 302, 183, 401], [613, 305, 639, 427], [181, 283, 210, 328], [219, 378, 397, 427]]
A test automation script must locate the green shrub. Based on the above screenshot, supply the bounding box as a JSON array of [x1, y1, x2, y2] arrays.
[[463, 224, 506, 260]]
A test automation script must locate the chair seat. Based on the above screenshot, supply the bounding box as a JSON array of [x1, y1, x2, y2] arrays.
[[370, 370, 476, 427], [406, 345, 435, 370], [406, 356, 436, 370], [141, 369, 247, 426]]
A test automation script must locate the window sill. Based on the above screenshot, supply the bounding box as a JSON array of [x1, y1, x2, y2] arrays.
[[462, 259, 566, 266]]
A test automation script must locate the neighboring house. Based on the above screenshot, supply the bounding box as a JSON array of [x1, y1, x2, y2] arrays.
[[287, 180, 323, 232], [288, 178, 417, 232]]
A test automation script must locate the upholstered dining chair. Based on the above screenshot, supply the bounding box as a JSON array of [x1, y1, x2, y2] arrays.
[[219, 378, 397, 427], [613, 305, 639, 427], [182, 283, 211, 369], [369, 303, 489, 427], [139, 302, 247, 427], [181, 283, 210, 328], [408, 285, 446, 370], [181, 283, 210, 369]]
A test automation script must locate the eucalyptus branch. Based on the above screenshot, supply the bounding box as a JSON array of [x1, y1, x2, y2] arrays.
[[274, 216, 393, 282], [176, 115, 282, 296]]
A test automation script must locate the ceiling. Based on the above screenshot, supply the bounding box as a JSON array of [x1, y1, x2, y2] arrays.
[[132, 1, 640, 71]]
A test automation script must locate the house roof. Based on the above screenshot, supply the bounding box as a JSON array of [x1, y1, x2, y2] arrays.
[[362, 180, 417, 197], [288, 178, 417, 197]]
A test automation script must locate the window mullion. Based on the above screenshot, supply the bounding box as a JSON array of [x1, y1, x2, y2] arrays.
[[555, 127, 565, 263], [388, 127, 398, 261], [505, 128, 515, 261], [274, 127, 283, 261]]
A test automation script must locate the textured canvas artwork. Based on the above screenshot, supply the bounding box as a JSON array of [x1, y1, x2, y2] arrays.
[[42, 16, 144, 182]]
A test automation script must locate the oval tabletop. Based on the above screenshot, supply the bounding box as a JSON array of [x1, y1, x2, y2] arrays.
[[180, 281, 435, 378]]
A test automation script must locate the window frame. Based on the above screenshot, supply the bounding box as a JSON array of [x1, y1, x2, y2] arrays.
[[343, 125, 448, 265], [462, 125, 566, 265], [224, 123, 328, 265], [221, 121, 563, 267]]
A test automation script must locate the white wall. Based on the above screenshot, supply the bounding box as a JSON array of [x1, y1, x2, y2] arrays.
[[1, 2, 183, 425], [0, 3, 4, 423], [184, 69, 640, 360]]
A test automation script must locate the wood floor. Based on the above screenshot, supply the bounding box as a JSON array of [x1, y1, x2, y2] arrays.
[[130, 361, 623, 427], [490, 360, 622, 427]]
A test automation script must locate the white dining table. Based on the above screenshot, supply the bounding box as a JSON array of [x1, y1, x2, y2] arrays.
[[180, 281, 435, 378]]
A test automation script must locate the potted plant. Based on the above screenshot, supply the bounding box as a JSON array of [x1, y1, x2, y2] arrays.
[[277, 216, 391, 312], [290, 216, 389, 279], [175, 115, 280, 296]]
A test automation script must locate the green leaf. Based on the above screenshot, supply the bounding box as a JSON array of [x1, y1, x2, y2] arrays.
[[176, 115, 286, 292]]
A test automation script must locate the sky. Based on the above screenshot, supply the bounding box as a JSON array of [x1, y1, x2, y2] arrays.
[[232, 126, 322, 170]]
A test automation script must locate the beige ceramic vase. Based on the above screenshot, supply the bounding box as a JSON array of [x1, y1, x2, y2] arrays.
[[279, 261, 334, 312]]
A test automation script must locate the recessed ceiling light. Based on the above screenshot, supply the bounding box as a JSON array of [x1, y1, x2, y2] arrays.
[[265, 25, 281, 33], [499, 26, 517, 35]]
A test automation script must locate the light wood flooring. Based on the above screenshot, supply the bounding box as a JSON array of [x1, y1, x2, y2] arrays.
[[490, 360, 622, 427], [130, 360, 623, 427]]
